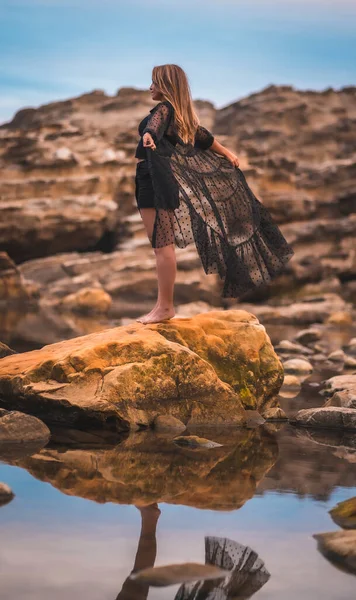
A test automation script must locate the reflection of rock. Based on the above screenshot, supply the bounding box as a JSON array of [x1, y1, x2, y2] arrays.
[[0, 310, 284, 430], [313, 531, 356, 575], [175, 536, 270, 599], [0, 482, 14, 507], [5, 428, 278, 510], [0, 409, 50, 443], [329, 497, 356, 529], [257, 425, 356, 500]]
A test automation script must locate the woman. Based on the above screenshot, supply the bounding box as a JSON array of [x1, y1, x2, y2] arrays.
[[134, 64, 294, 324]]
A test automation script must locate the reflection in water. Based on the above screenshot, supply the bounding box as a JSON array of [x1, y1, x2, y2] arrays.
[[175, 536, 270, 600], [116, 504, 161, 600], [5, 428, 278, 510]]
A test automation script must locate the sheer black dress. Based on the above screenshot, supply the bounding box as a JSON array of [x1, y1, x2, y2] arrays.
[[141, 100, 294, 298]]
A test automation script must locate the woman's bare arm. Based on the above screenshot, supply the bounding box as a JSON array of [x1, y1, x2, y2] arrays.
[[209, 139, 240, 167]]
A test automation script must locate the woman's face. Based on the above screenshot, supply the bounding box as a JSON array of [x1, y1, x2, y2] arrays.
[[149, 79, 163, 101]]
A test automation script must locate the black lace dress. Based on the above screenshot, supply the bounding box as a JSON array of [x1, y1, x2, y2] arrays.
[[141, 100, 294, 299]]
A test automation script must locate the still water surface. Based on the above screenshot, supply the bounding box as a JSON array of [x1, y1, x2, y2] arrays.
[[0, 423, 355, 599]]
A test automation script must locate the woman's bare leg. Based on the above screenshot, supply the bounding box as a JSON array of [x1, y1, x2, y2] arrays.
[[136, 208, 176, 324]]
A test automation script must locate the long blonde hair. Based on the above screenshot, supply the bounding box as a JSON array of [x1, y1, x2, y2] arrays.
[[152, 64, 200, 145]]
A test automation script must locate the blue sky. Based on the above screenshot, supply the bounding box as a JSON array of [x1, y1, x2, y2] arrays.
[[0, 0, 355, 124]]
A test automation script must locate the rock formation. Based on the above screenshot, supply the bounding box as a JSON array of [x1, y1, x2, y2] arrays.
[[0, 310, 285, 431]]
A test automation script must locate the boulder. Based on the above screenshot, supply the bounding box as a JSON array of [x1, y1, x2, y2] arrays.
[[153, 415, 186, 434], [0, 409, 50, 443], [291, 407, 356, 431], [0, 310, 285, 431]]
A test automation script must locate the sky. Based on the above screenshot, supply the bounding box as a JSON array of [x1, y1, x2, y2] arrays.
[[0, 0, 355, 124]]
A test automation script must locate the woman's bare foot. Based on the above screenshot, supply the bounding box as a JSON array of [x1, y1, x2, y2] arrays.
[[135, 303, 159, 323], [136, 306, 175, 324]]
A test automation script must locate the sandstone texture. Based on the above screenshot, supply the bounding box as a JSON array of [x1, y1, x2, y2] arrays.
[[0, 310, 284, 431]]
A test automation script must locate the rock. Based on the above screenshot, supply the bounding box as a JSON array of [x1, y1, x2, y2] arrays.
[[54, 147, 74, 161], [0, 252, 31, 302], [345, 338, 356, 356], [279, 375, 301, 398], [283, 358, 313, 376], [294, 328, 322, 345], [130, 562, 230, 587], [329, 497, 356, 529], [325, 311, 353, 325], [291, 407, 356, 431], [262, 406, 288, 420], [345, 355, 356, 369], [0, 482, 14, 506], [59, 287, 112, 314], [0, 342, 16, 359], [313, 530, 356, 574], [0, 310, 285, 431], [327, 349, 346, 362], [321, 374, 356, 398], [0, 409, 50, 443], [173, 435, 223, 449], [275, 340, 313, 355], [153, 415, 186, 433], [325, 390, 356, 410], [244, 410, 266, 428]]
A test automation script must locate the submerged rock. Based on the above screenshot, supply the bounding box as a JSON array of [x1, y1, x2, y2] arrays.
[[0, 310, 285, 431], [330, 497, 356, 529], [0, 409, 50, 443], [0, 482, 14, 506]]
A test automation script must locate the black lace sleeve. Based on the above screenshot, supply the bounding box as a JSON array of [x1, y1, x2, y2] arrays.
[[142, 101, 172, 144], [194, 125, 214, 150]]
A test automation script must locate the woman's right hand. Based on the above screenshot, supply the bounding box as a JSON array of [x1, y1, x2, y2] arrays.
[[143, 132, 156, 150]]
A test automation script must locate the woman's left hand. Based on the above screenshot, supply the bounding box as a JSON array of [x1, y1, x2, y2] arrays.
[[224, 151, 240, 168]]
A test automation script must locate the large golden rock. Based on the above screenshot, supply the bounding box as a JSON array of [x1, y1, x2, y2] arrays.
[[0, 310, 284, 431]]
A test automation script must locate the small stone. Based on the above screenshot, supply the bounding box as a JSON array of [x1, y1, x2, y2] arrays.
[[0, 342, 17, 359], [60, 287, 112, 314], [173, 435, 223, 449], [54, 147, 74, 161], [327, 350, 346, 362], [345, 338, 356, 356], [275, 340, 313, 355], [325, 390, 356, 409], [283, 358, 313, 376], [329, 496, 356, 529], [0, 409, 50, 443], [325, 311, 353, 325], [244, 410, 266, 428], [345, 355, 356, 369], [153, 415, 186, 433], [294, 328, 322, 345], [0, 482, 14, 507], [262, 406, 288, 420]]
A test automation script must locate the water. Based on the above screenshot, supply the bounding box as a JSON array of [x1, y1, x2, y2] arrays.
[[1, 424, 355, 599]]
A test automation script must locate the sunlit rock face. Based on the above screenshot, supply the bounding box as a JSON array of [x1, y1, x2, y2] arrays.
[[0, 310, 284, 430], [5, 427, 278, 510]]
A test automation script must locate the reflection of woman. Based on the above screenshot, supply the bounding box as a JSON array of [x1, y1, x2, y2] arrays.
[[115, 504, 161, 600], [134, 63, 294, 324]]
